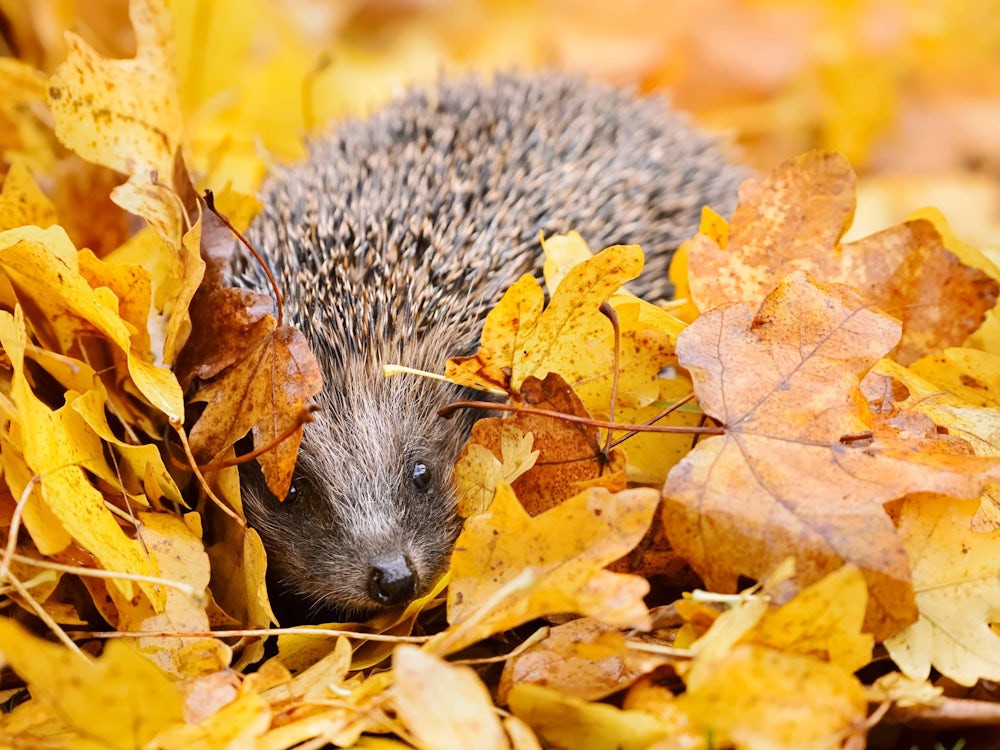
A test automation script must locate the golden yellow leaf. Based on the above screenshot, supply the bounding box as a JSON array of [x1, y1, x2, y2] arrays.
[[392, 645, 510, 750], [676, 644, 867, 750], [907, 347, 1000, 407], [432, 483, 657, 655], [46, 0, 184, 224], [446, 273, 544, 393], [115, 511, 217, 677], [72, 387, 184, 506], [512, 243, 643, 390], [610, 370, 703, 486], [454, 422, 539, 517], [448, 243, 670, 399], [0, 308, 163, 605], [741, 565, 874, 672], [0, 618, 185, 749], [541, 231, 594, 290], [884, 496, 1000, 686], [508, 683, 668, 750], [0, 439, 71, 555], [156, 688, 270, 750], [0, 228, 184, 420], [0, 161, 57, 231]]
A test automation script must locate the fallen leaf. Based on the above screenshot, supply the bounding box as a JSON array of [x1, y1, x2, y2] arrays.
[[884, 496, 1000, 687], [0, 161, 57, 231], [664, 271, 1000, 639], [740, 564, 873, 672], [0, 307, 164, 606], [508, 683, 668, 750], [498, 618, 668, 703], [454, 421, 539, 517], [46, 0, 185, 229], [673, 643, 867, 750], [0, 618, 185, 749], [0, 226, 184, 421], [392, 645, 510, 750], [432, 483, 658, 655], [870, 355, 1000, 529], [156, 687, 270, 750], [477, 373, 627, 517], [685, 151, 999, 364], [447, 243, 677, 398], [181, 207, 322, 499]]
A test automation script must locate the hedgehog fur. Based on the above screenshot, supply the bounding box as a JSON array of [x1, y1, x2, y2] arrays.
[[234, 72, 747, 622]]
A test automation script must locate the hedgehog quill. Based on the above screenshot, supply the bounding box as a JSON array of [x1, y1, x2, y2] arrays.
[[232, 73, 746, 622]]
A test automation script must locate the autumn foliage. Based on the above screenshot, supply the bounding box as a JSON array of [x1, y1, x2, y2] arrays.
[[2, 1, 1000, 749]]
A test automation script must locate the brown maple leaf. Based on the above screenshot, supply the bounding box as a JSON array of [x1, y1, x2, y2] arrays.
[[663, 270, 999, 640], [685, 151, 999, 364], [178, 206, 322, 500]]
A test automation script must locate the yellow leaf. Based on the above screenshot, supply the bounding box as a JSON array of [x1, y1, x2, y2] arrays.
[[0, 308, 163, 605], [884, 496, 1000, 686], [392, 645, 510, 750], [0, 438, 71, 555], [448, 243, 663, 398], [512, 243, 644, 389], [446, 273, 544, 392], [541, 230, 595, 290], [156, 688, 270, 750], [676, 643, 867, 750], [0, 161, 57, 231], [0, 618, 184, 749], [508, 683, 668, 750], [0, 229, 184, 420], [432, 484, 657, 655], [46, 0, 184, 227], [116, 511, 217, 677], [611, 372, 702, 486], [872, 356, 1000, 529], [741, 565, 874, 672], [907, 347, 1000, 407], [454, 422, 539, 517], [72, 387, 184, 505]]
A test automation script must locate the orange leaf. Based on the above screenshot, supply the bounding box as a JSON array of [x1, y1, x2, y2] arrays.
[[664, 271, 1000, 639], [686, 151, 999, 364]]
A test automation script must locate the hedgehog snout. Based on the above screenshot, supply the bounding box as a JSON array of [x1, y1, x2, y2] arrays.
[[367, 551, 418, 606]]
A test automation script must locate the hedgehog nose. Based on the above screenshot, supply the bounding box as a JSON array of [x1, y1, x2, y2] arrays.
[[368, 552, 418, 606]]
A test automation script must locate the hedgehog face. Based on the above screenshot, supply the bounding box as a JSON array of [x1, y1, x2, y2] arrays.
[[240, 369, 465, 621]]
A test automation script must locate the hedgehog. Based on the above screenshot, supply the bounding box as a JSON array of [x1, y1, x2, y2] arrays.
[[233, 72, 747, 622]]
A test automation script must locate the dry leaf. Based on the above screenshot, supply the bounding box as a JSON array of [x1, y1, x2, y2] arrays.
[[392, 645, 510, 750], [884, 496, 1000, 687], [0, 618, 185, 748], [683, 151, 999, 364], [671, 643, 867, 750], [432, 483, 658, 655], [508, 683, 668, 750], [498, 618, 668, 703], [664, 271, 1000, 639]]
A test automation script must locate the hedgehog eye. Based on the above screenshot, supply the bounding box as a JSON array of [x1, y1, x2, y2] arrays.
[[284, 479, 303, 505], [411, 461, 431, 492]]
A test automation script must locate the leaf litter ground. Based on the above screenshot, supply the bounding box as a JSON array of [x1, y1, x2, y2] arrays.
[[2, 2, 1000, 749]]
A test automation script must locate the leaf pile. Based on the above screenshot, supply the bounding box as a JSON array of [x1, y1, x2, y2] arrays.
[[3, 2, 1000, 749]]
